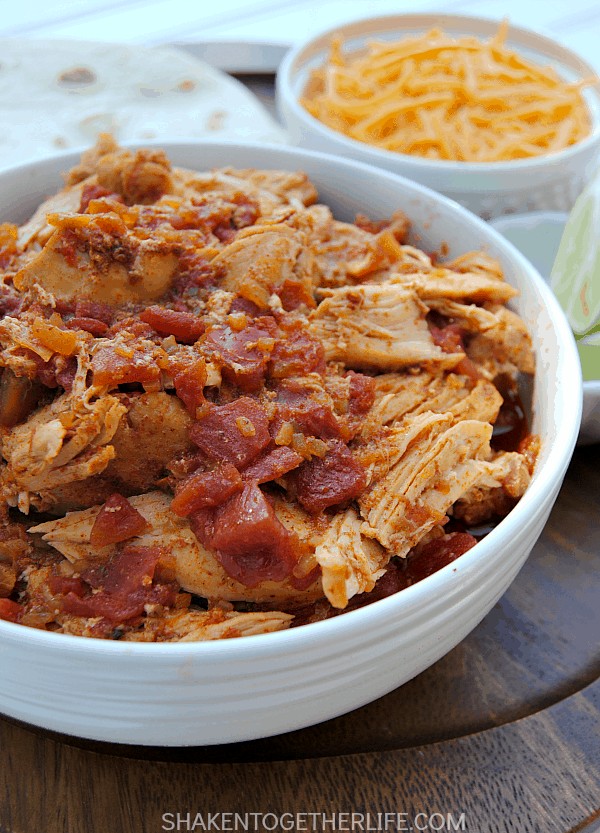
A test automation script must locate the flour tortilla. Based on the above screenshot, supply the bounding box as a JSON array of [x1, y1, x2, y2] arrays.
[[0, 39, 286, 169]]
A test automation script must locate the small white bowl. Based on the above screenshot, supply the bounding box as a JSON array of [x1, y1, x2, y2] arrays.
[[0, 142, 582, 746], [490, 211, 600, 444], [276, 13, 600, 220]]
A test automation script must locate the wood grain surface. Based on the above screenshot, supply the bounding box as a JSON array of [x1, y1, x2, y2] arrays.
[[1, 443, 599, 833]]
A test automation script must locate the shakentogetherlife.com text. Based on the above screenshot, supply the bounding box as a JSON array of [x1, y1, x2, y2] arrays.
[[160, 812, 468, 832]]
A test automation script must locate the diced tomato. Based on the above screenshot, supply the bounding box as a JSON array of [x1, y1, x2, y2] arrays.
[[0, 598, 23, 623], [348, 371, 376, 415], [89, 494, 148, 547], [208, 484, 298, 586], [104, 317, 156, 339], [295, 440, 367, 514], [171, 463, 243, 516], [268, 320, 324, 378], [346, 560, 410, 610], [55, 356, 78, 392], [91, 344, 160, 387], [79, 184, 114, 213], [60, 546, 176, 623], [101, 545, 160, 595], [173, 360, 207, 415], [406, 532, 477, 582], [61, 583, 176, 622], [273, 379, 342, 441], [189, 397, 271, 468], [140, 306, 205, 344], [242, 446, 303, 484], [48, 574, 87, 597], [429, 321, 465, 353], [67, 317, 109, 336], [75, 300, 114, 325], [429, 319, 480, 379], [201, 319, 276, 391]]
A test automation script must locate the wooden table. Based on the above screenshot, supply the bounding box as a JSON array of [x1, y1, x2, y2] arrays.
[[1, 443, 598, 833]]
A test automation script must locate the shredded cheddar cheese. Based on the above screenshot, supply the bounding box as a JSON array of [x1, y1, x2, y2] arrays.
[[301, 20, 597, 162]]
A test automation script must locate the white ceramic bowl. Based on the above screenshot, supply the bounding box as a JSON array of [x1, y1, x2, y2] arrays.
[[276, 13, 600, 220], [0, 142, 582, 746], [490, 211, 600, 444]]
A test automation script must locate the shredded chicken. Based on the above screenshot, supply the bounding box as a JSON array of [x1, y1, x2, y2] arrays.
[[361, 371, 503, 437], [212, 223, 315, 308], [314, 507, 388, 608], [310, 282, 464, 370], [124, 609, 293, 641], [453, 451, 531, 526], [467, 306, 535, 378], [358, 412, 493, 553], [14, 213, 179, 304], [1, 391, 125, 513], [391, 268, 518, 304]]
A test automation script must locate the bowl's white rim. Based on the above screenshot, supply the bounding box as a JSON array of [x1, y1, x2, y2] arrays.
[[277, 11, 600, 173], [0, 139, 583, 657]]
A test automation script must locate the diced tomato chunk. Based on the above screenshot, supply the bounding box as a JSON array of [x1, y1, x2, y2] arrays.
[[140, 306, 205, 344], [269, 321, 324, 378], [429, 321, 465, 353], [79, 184, 114, 213], [89, 494, 148, 547], [101, 545, 160, 595], [171, 463, 243, 516], [48, 574, 87, 597], [75, 300, 114, 325], [173, 361, 207, 415], [295, 440, 367, 513], [189, 397, 271, 468], [91, 344, 160, 387], [60, 545, 176, 623], [202, 320, 276, 391], [61, 583, 176, 622], [348, 371, 376, 415], [0, 598, 23, 623], [273, 379, 342, 440], [67, 316, 109, 336], [429, 319, 480, 379], [406, 532, 477, 582], [242, 446, 303, 484], [208, 484, 298, 586]]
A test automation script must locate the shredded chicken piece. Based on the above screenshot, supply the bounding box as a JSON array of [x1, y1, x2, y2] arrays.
[[177, 166, 317, 219], [467, 306, 535, 378], [124, 608, 293, 641], [358, 411, 493, 553], [361, 372, 503, 436], [453, 451, 531, 526], [425, 298, 499, 332], [107, 392, 192, 492], [308, 214, 408, 288], [0, 313, 88, 378], [17, 182, 88, 250], [1, 390, 125, 513], [212, 223, 315, 308], [391, 269, 517, 304], [310, 282, 463, 371], [314, 507, 387, 609], [14, 213, 179, 304]]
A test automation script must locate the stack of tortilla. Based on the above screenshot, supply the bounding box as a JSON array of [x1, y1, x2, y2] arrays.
[[0, 39, 285, 168]]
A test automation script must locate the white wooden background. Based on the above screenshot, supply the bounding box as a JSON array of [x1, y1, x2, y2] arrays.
[[1, 0, 599, 74]]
